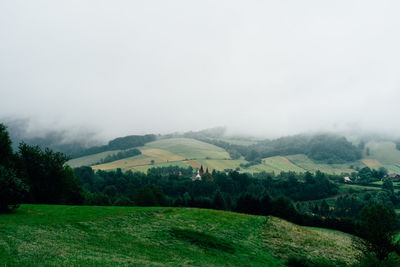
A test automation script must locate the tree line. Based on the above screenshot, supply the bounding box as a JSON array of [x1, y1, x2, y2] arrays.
[[196, 134, 362, 165]]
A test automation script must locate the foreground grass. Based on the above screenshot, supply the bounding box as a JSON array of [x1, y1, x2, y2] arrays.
[[0, 205, 361, 266]]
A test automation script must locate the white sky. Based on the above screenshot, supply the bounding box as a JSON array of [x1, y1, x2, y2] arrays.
[[1, 0, 400, 139]]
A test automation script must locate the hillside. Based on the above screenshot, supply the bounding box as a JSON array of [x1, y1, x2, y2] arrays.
[[68, 136, 400, 175], [0, 205, 361, 266]]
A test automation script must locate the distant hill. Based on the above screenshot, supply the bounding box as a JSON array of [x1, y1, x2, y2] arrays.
[[67, 135, 400, 175], [0, 205, 361, 266], [3, 121, 396, 175]]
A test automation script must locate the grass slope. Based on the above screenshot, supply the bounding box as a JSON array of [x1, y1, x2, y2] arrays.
[[0, 205, 361, 266], [145, 138, 230, 159], [91, 138, 234, 172], [365, 141, 400, 173], [287, 154, 364, 174], [67, 149, 123, 168]]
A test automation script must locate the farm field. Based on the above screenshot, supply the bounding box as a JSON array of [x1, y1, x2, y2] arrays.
[[0, 205, 361, 266], [261, 156, 305, 173], [145, 138, 230, 160], [89, 138, 236, 172], [196, 159, 247, 171], [286, 154, 363, 174], [67, 149, 123, 168], [69, 138, 400, 176], [366, 141, 400, 165], [361, 158, 384, 169]]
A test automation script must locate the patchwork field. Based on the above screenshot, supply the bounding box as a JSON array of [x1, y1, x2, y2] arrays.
[[0, 205, 361, 266], [69, 138, 400, 176], [361, 158, 384, 168]]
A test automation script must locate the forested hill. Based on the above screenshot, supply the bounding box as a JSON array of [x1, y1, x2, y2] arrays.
[[71, 134, 156, 158], [6, 125, 156, 159], [196, 134, 362, 164]]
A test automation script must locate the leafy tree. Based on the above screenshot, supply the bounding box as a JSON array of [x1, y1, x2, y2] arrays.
[[0, 165, 29, 212], [103, 185, 118, 202], [0, 124, 29, 212], [16, 143, 84, 204], [84, 192, 111, 206], [319, 200, 330, 217], [359, 203, 398, 260], [358, 167, 373, 184], [382, 177, 394, 195], [212, 190, 225, 210], [0, 124, 14, 168], [113, 197, 134, 206], [135, 185, 167, 206], [234, 193, 260, 214]]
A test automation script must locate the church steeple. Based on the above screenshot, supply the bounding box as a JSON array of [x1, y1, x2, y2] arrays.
[[199, 165, 204, 176]]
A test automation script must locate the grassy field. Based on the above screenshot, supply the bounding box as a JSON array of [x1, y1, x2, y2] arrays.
[[0, 205, 361, 266], [287, 154, 363, 174], [197, 159, 247, 171], [67, 149, 123, 168], [146, 138, 230, 160], [261, 156, 305, 173], [366, 141, 400, 164], [366, 141, 400, 173]]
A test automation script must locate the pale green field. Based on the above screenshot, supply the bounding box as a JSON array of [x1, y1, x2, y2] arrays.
[[145, 138, 230, 160], [261, 156, 305, 173], [0, 205, 361, 266], [197, 159, 247, 171], [92, 154, 151, 171], [366, 141, 400, 165], [384, 164, 400, 173], [67, 149, 122, 168], [286, 154, 363, 174]]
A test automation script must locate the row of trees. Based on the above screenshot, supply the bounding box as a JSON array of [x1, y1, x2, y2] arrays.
[[95, 148, 141, 165], [0, 124, 84, 212], [199, 134, 362, 165]]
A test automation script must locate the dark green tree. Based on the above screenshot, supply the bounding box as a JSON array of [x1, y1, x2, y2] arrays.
[[212, 190, 225, 210], [382, 177, 394, 195], [359, 203, 398, 260], [0, 123, 29, 213], [0, 124, 14, 168], [0, 166, 29, 212], [16, 143, 84, 204]]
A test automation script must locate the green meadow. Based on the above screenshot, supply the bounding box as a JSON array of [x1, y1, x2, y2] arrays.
[[0, 205, 361, 266]]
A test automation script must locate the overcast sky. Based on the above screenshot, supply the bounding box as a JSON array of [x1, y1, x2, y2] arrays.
[[1, 0, 400, 139]]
